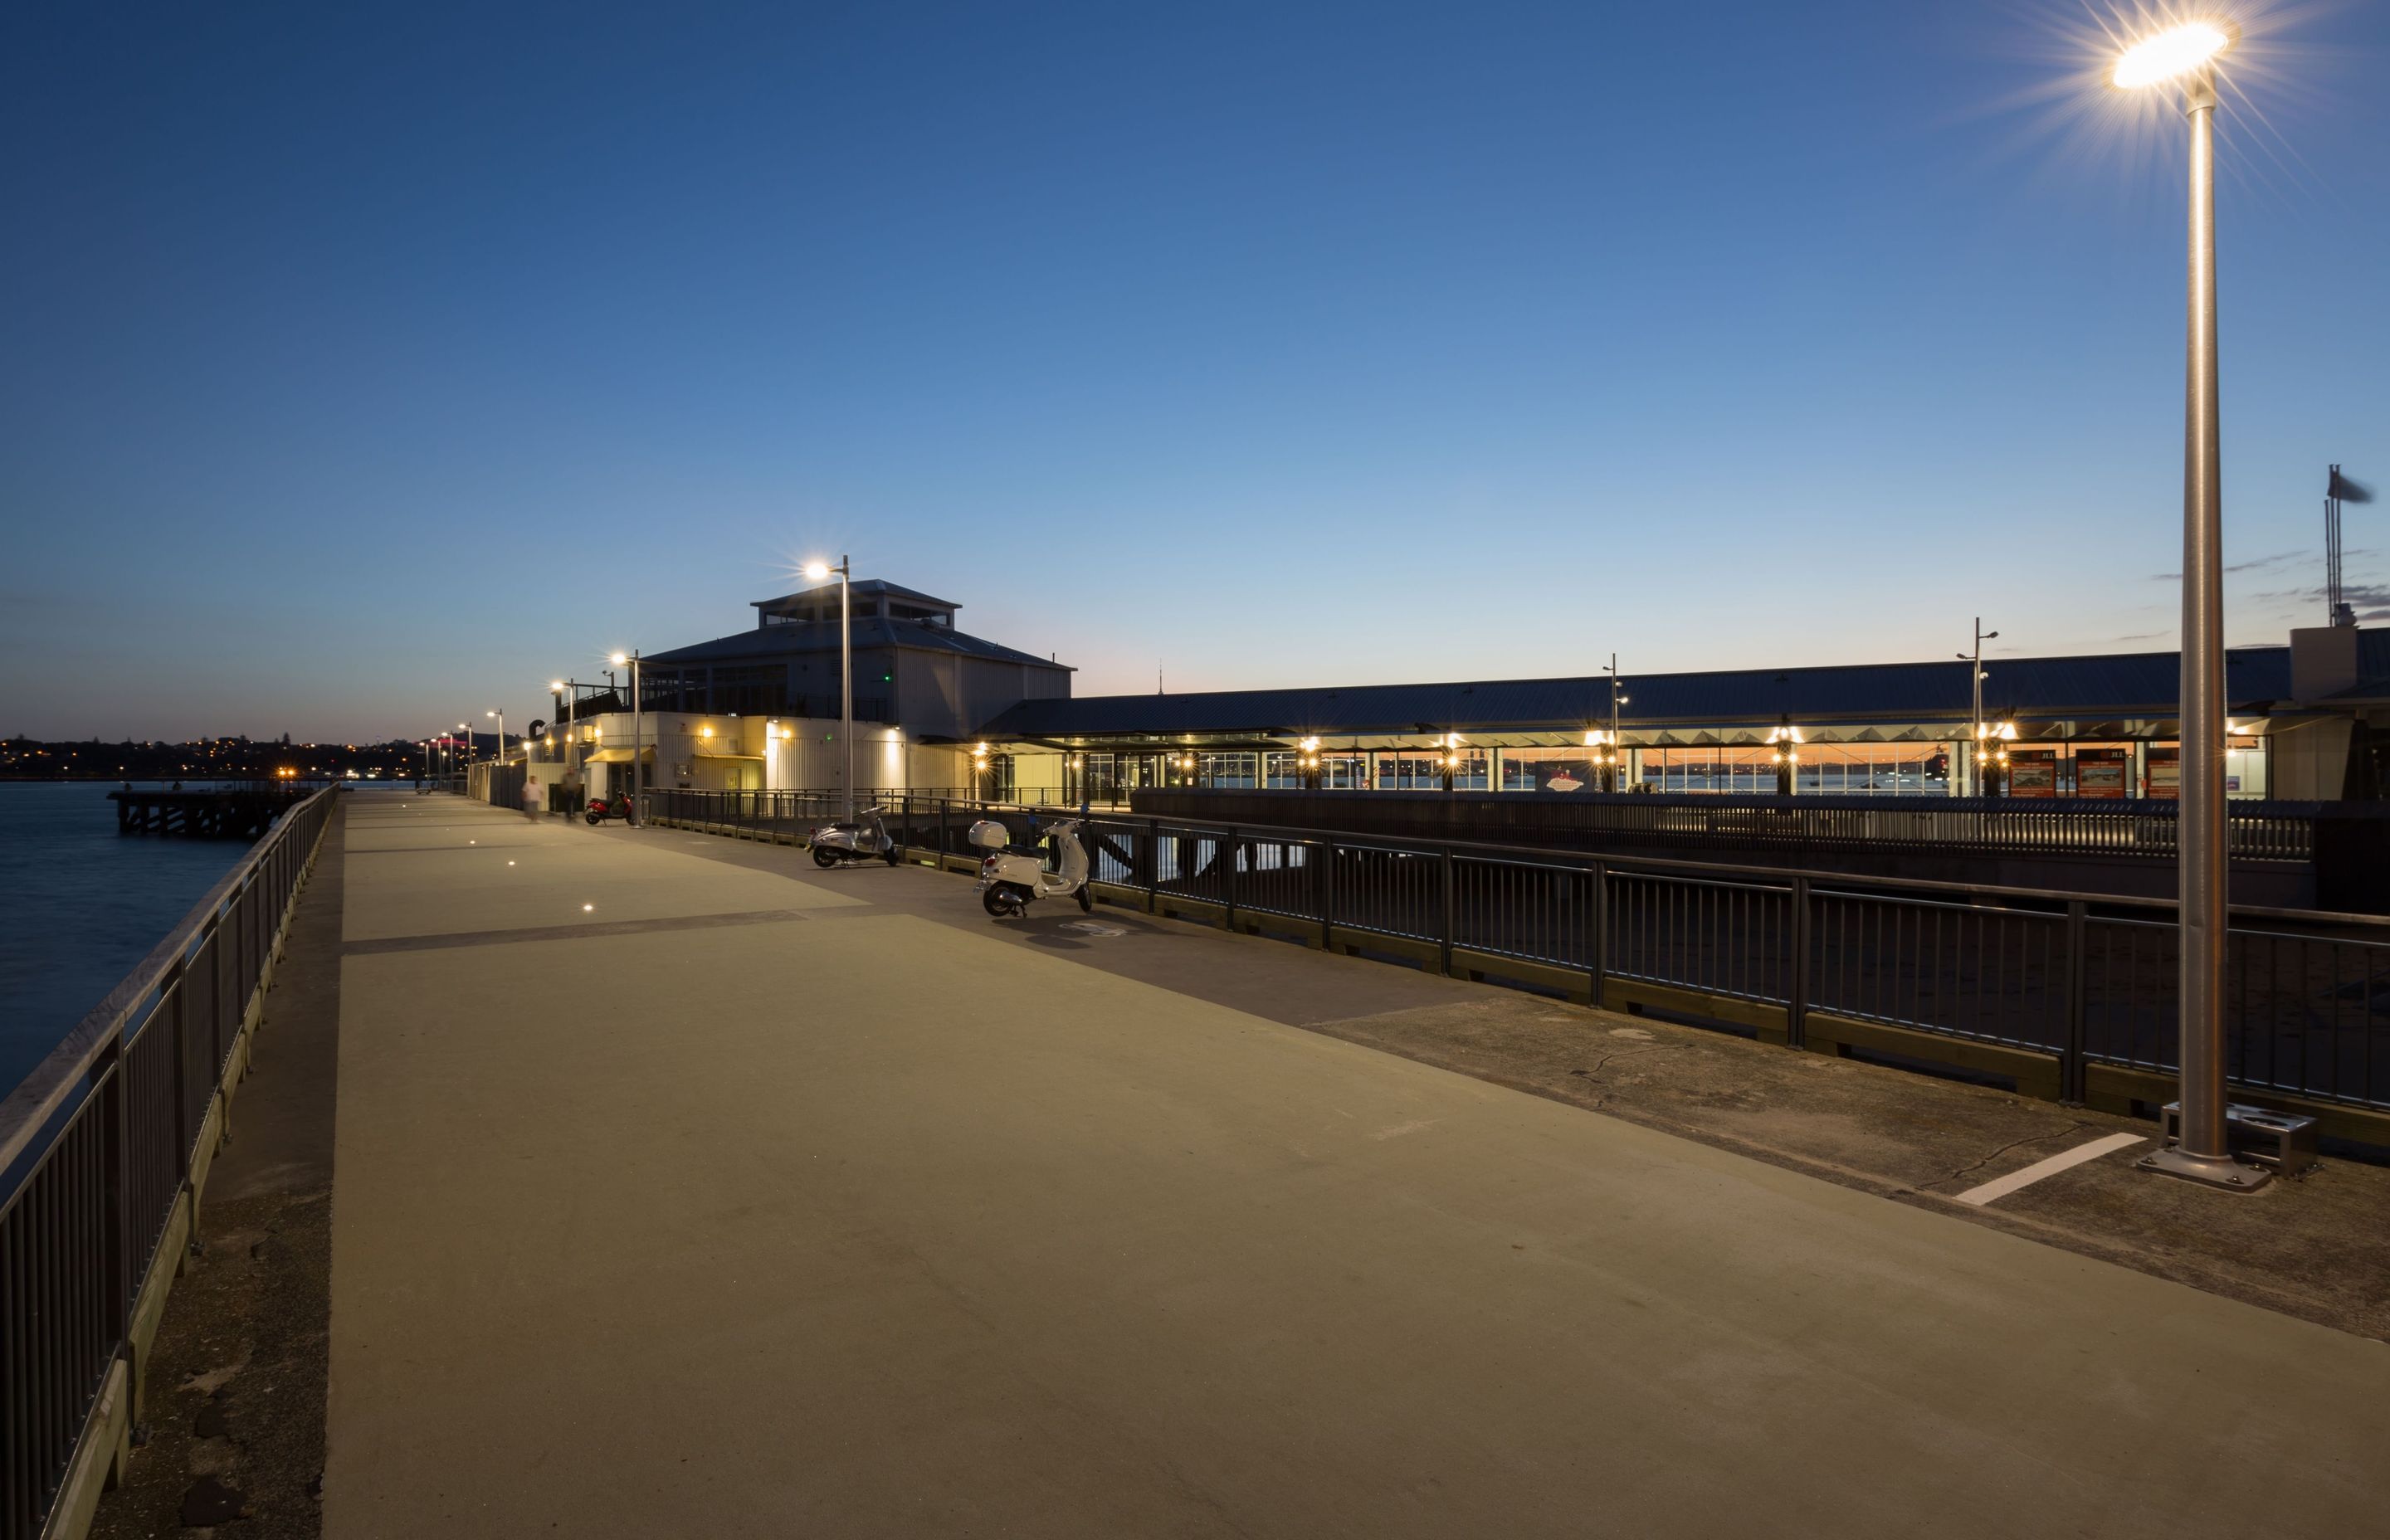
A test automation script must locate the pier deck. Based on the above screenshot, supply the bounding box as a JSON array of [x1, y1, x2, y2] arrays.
[[244, 793, 2390, 1535]]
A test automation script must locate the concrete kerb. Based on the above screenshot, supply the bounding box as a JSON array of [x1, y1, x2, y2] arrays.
[[43, 798, 336, 1540]]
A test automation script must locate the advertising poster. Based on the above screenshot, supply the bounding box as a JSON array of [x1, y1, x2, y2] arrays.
[[2145, 746, 2180, 800], [2075, 748, 2129, 799], [2007, 748, 2058, 797]]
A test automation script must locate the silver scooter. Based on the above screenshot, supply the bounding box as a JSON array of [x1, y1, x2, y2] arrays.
[[971, 816, 1093, 919], [810, 804, 901, 869]]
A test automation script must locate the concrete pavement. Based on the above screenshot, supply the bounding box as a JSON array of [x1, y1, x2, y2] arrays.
[[324, 789, 2388, 1538]]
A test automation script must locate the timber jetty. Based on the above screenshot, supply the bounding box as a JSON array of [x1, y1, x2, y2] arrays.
[[109, 781, 324, 838]]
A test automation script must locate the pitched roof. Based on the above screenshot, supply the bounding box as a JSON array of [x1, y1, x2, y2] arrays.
[[976, 644, 2301, 740], [646, 616, 1067, 671], [750, 579, 960, 612]]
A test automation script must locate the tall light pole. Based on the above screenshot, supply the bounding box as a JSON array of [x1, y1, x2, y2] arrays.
[[803, 558, 855, 820], [552, 681, 578, 803], [2112, 19, 2264, 1191], [609, 651, 642, 826], [1958, 619, 1997, 797], [486, 711, 505, 804], [1606, 655, 1630, 792]]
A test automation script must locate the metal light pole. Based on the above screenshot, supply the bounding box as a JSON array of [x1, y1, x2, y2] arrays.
[[552, 681, 573, 797], [804, 558, 855, 820], [1606, 654, 1630, 793], [611, 651, 643, 826], [1956, 619, 1997, 797], [2113, 22, 2265, 1191]]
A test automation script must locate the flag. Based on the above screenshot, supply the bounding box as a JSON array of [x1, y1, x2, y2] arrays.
[[2329, 468, 2374, 504]]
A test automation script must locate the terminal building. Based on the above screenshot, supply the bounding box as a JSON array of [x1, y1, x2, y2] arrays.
[[516, 578, 2388, 809]]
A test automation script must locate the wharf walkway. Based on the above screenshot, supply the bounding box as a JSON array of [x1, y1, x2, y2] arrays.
[[280, 793, 2387, 1534]]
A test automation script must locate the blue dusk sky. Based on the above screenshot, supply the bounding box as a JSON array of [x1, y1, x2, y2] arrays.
[[2, 1, 2385, 742]]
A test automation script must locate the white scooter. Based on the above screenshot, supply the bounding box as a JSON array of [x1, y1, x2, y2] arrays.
[[810, 805, 902, 868], [971, 816, 1093, 919]]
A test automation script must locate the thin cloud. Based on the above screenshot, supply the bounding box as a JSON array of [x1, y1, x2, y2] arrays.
[[2150, 551, 2321, 582]]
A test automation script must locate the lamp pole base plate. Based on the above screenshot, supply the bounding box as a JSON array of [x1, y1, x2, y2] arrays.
[[2138, 1146, 2271, 1192]]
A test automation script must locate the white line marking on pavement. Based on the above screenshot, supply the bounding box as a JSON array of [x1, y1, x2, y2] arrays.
[[1953, 1132, 2147, 1206]]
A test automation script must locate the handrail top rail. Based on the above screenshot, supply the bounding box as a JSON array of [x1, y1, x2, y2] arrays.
[[0, 783, 340, 1178], [1136, 787, 2355, 819]]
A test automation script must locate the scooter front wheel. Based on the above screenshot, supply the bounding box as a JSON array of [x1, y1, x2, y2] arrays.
[[812, 847, 839, 869], [1076, 887, 1093, 914]]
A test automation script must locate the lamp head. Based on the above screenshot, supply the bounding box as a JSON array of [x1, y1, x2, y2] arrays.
[[609, 651, 627, 667], [2113, 20, 2234, 89], [549, 680, 564, 692], [803, 561, 831, 581]]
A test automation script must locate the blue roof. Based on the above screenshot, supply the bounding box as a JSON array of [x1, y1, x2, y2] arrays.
[[977, 641, 2335, 741]]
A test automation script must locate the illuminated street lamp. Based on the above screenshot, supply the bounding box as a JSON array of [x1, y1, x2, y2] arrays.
[[1767, 716, 1802, 797], [608, 651, 642, 825], [1603, 654, 1631, 792], [1957, 617, 1997, 795], [2110, 18, 2265, 1192], [1299, 735, 1322, 791], [1438, 732, 1465, 793], [803, 557, 855, 820], [1976, 717, 2018, 797]]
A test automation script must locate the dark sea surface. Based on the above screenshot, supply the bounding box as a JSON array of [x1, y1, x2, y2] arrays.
[[0, 783, 253, 1094]]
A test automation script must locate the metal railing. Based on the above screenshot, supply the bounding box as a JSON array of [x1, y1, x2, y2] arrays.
[[1134, 789, 2329, 864], [0, 785, 338, 1540], [643, 788, 2390, 1118]]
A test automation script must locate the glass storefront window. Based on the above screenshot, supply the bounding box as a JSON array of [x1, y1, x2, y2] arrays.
[[1501, 748, 1601, 792], [1197, 752, 1257, 788], [2227, 737, 2266, 799], [1374, 753, 1442, 790]]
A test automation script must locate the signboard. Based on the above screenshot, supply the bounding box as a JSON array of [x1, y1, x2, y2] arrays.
[[2007, 749, 2059, 798], [2145, 746, 2180, 800], [2075, 748, 2129, 800]]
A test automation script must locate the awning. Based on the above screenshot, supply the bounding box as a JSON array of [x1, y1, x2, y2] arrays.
[[695, 751, 765, 762], [584, 748, 654, 764]]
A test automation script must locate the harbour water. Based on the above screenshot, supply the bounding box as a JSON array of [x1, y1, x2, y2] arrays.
[[0, 782, 254, 1094]]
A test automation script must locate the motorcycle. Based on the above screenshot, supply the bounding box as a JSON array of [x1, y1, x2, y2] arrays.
[[583, 795, 634, 826], [971, 816, 1093, 919], [810, 804, 903, 868]]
